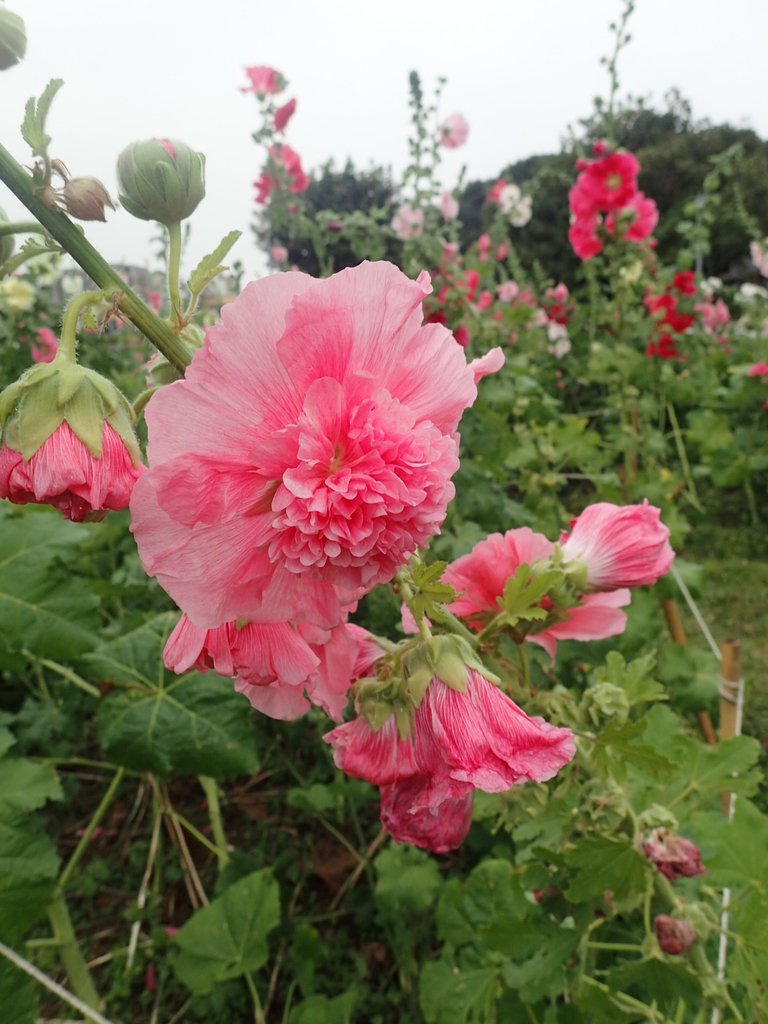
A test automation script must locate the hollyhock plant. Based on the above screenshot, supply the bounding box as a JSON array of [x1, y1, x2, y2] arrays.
[[438, 113, 469, 149], [391, 202, 424, 240], [379, 774, 474, 852], [605, 190, 658, 242], [130, 261, 503, 631], [30, 326, 58, 363], [560, 501, 674, 591], [438, 190, 459, 222]]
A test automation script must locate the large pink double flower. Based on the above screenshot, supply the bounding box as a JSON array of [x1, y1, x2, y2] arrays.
[[131, 262, 502, 640]]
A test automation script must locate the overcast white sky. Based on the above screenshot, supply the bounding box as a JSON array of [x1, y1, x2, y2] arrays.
[[2, 0, 768, 279]]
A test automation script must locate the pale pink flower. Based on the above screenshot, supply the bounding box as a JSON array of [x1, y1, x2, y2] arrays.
[[130, 262, 504, 631], [274, 98, 297, 133], [241, 65, 284, 96], [380, 774, 474, 852], [532, 309, 549, 328], [747, 361, 768, 376], [497, 281, 520, 303], [750, 240, 768, 278], [496, 244, 508, 261], [439, 191, 459, 222], [560, 501, 674, 590], [30, 327, 58, 363], [438, 113, 469, 149], [695, 297, 730, 332], [477, 233, 491, 259], [270, 244, 289, 265], [441, 241, 460, 262], [391, 203, 424, 240], [1, 421, 143, 522]]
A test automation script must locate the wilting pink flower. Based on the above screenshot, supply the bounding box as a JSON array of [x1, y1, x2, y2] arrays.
[[270, 244, 289, 265], [326, 671, 574, 851], [391, 202, 424, 240], [274, 98, 297, 133], [438, 113, 469, 149], [1, 421, 143, 522], [747, 361, 768, 377], [560, 501, 674, 590], [380, 774, 474, 852], [130, 262, 503, 631], [30, 327, 59, 363], [439, 191, 459, 221], [241, 65, 284, 97], [654, 915, 697, 955], [643, 829, 705, 881]]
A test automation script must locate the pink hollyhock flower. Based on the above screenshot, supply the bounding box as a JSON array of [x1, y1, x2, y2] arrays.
[[605, 191, 658, 242], [571, 150, 640, 214], [476, 290, 493, 311], [497, 281, 520, 303], [325, 671, 575, 851], [1, 421, 143, 522], [441, 241, 459, 262], [274, 98, 297, 133], [695, 297, 730, 332], [642, 829, 705, 881], [560, 501, 674, 590], [241, 65, 284, 97], [747, 361, 768, 376], [130, 262, 504, 631], [270, 244, 289, 265], [488, 178, 507, 204], [146, 291, 163, 313], [30, 327, 58, 363], [496, 244, 508, 261], [391, 202, 424, 240], [654, 915, 697, 955], [439, 191, 459, 222], [269, 144, 309, 195], [254, 172, 276, 205], [438, 113, 469, 149], [477, 233, 491, 259], [750, 240, 768, 278], [568, 211, 602, 260], [527, 590, 630, 662], [380, 774, 474, 852]]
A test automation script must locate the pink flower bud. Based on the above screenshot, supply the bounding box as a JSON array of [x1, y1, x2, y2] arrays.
[[654, 915, 697, 955], [560, 501, 674, 590]]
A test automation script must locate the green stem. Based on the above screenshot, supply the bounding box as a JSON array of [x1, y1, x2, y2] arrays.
[[396, 572, 432, 641], [0, 219, 42, 237], [0, 141, 190, 372], [47, 892, 102, 1011], [21, 651, 101, 699], [58, 289, 106, 362], [57, 768, 124, 894], [133, 386, 159, 419], [245, 971, 265, 1024], [666, 401, 703, 512], [436, 607, 479, 647], [166, 221, 183, 324], [199, 776, 230, 870], [587, 941, 644, 953], [518, 642, 531, 687]]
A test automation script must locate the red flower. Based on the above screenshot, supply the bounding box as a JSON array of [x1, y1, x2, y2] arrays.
[[673, 271, 696, 296]]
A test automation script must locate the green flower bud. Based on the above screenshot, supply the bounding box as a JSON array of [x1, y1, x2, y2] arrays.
[[583, 682, 630, 726], [116, 138, 205, 225], [0, 355, 141, 464], [0, 9, 26, 71], [0, 205, 14, 264]]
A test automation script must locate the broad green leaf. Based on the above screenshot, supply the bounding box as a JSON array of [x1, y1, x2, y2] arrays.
[[591, 719, 676, 782], [91, 613, 258, 778], [565, 837, 649, 903], [607, 956, 702, 1012], [593, 651, 666, 707], [288, 990, 356, 1024], [420, 960, 499, 1024], [692, 800, 768, 890], [437, 860, 531, 954], [0, 508, 100, 666], [21, 79, 64, 156], [0, 960, 36, 1024], [187, 230, 241, 297], [500, 923, 580, 1003], [375, 843, 442, 915], [0, 758, 61, 814], [0, 820, 59, 942], [173, 868, 279, 994]]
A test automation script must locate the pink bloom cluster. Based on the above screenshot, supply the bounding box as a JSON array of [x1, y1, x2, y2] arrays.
[[569, 146, 658, 260], [391, 202, 424, 240], [326, 669, 576, 852], [254, 143, 309, 204], [0, 421, 143, 523], [131, 262, 503, 720]]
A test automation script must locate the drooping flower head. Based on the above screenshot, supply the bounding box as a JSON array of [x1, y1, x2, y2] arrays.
[[130, 262, 503, 632]]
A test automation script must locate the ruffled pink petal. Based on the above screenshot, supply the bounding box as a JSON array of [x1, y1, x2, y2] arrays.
[[235, 677, 310, 720], [467, 347, 505, 384], [379, 774, 474, 853], [528, 589, 630, 663], [324, 716, 419, 785]]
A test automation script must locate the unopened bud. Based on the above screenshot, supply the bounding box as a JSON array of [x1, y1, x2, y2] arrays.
[[117, 138, 205, 225], [654, 915, 697, 955], [0, 9, 26, 71], [62, 177, 114, 222]]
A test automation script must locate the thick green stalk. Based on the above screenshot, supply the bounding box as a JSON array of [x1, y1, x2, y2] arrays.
[[47, 893, 102, 1011], [0, 142, 190, 372], [166, 220, 183, 323]]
